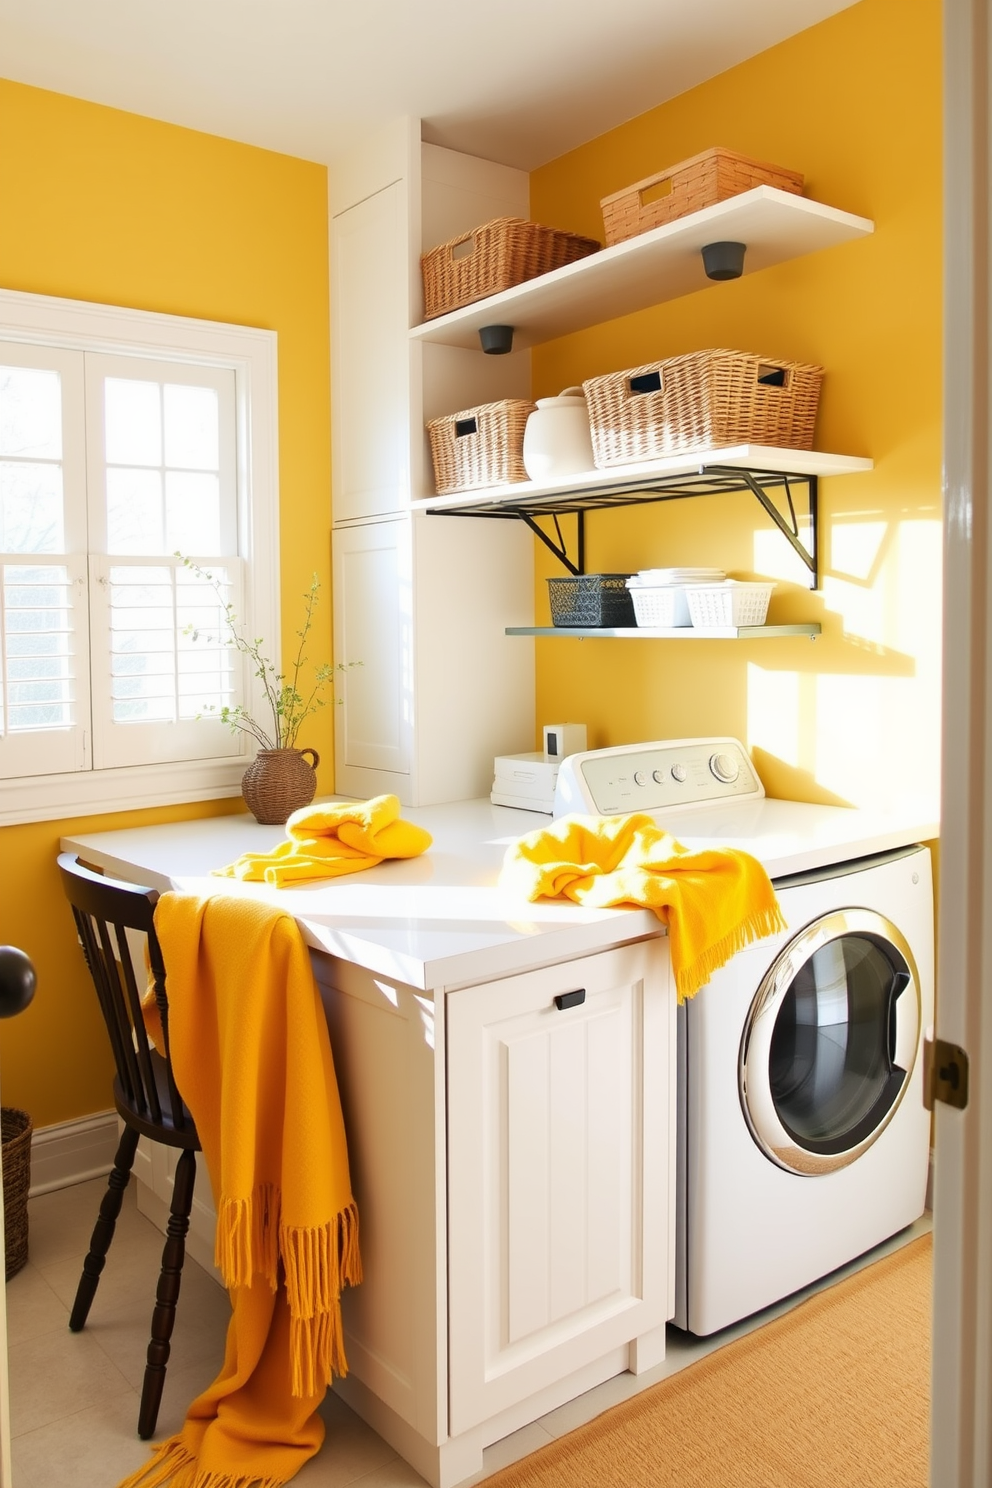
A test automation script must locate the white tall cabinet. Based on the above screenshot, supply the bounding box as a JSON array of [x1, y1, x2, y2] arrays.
[[329, 120, 537, 805]]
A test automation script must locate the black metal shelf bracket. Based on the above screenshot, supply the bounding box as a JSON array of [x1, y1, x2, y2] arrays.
[[518, 510, 585, 576], [426, 464, 819, 587]]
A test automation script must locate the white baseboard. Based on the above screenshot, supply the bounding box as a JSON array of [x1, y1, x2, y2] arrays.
[[28, 1110, 119, 1197]]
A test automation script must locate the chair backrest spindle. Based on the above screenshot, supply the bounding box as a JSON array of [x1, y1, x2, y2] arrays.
[[58, 853, 196, 1147]]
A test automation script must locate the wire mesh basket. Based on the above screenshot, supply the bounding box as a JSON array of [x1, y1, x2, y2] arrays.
[[548, 574, 636, 628]]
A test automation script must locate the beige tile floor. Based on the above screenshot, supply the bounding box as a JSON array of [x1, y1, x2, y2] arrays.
[[7, 1177, 932, 1488]]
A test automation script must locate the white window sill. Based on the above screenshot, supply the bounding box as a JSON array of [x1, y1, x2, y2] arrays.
[[0, 757, 249, 827]]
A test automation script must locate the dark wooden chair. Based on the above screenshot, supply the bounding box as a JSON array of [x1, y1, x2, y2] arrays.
[[57, 852, 201, 1440]]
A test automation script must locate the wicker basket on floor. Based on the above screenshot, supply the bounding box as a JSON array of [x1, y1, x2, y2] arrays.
[[600, 147, 804, 246], [421, 218, 600, 320], [427, 399, 536, 493], [2, 1106, 32, 1280], [583, 349, 824, 467]]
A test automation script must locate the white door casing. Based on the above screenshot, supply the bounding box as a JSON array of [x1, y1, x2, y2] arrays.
[[932, 0, 992, 1483]]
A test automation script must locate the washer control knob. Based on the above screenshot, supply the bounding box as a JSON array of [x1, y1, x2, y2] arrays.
[[633, 770, 647, 786], [671, 764, 687, 783], [652, 769, 665, 784], [710, 752, 740, 784]]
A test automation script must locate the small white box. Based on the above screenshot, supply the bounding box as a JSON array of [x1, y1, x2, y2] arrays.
[[542, 723, 588, 761], [491, 752, 559, 813]]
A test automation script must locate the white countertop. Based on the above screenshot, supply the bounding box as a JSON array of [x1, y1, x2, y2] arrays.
[[61, 794, 938, 992]]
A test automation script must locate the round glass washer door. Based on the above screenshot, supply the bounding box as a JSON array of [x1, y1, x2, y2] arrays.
[[739, 909, 921, 1176]]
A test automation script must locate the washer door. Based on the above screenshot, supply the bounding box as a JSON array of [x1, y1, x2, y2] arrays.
[[740, 909, 921, 1175]]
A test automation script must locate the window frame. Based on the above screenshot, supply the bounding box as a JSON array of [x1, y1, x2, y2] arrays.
[[0, 287, 280, 826]]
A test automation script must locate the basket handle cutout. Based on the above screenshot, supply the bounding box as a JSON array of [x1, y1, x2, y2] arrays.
[[639, 177, 673, 207], [455, 417, 478, 438], [451, 235, 477, 261], [629, 370, 663, 396], [757, 364, 789, 389]]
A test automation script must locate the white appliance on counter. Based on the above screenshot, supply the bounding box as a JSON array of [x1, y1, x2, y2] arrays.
[[491, 751, 559, 812], [553, 737, 935, 1336]]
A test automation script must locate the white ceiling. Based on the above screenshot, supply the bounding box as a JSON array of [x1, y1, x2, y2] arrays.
[[0, 0, 861, 171]]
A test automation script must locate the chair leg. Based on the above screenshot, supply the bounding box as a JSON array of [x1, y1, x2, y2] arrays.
[[138, 1148, 196, 1440], [69, 1124, 140, 1333]]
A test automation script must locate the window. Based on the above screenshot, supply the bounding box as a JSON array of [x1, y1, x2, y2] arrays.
[[0, 289, 278, 825]]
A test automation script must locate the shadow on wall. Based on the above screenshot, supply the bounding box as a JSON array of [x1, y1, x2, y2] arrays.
[[751, 748, 854, 806]]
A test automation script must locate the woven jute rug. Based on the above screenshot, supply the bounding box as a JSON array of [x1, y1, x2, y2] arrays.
[[483, 1234, 931, 1488]]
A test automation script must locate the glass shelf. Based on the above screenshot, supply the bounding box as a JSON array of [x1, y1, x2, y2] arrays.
[[506, 624, 821, 640]]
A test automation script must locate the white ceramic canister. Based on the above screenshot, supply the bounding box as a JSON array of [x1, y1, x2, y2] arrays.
[[522, 387, 595, 481]]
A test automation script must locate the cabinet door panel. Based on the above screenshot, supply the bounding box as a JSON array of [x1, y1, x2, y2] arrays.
[[504, 993, 630, 1344], [331, 181, 411, 522], [333, 518, 412, 788], [447, 940, 672, 1434]]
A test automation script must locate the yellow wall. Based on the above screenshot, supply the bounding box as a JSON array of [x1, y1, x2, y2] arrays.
[[529, 0, 942, 815], [0, 80, 332, 1126]]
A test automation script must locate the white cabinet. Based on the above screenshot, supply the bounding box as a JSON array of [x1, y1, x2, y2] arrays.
[[446, 942, 673, 1435], [332, 510, 535, 804], [330, 182, 413, 524], [311, 936, 674, 1488], [329, 120, 536, 806]]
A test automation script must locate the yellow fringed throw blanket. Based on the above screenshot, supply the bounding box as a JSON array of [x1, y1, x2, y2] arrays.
[[120, 893, 362, 1488], [499, 813, 785, 1002], [216, 794, 433, 886]]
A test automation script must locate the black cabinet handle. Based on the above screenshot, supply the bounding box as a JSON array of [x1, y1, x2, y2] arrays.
[[554, 988, 586, 1011]]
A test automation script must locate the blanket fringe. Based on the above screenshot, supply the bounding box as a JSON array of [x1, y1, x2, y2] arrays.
[[115, 1438, 291, 1488], [675, 905, 787, 1004], [215, 1183, 281, 1290], [282, 1201, 362, 1395]]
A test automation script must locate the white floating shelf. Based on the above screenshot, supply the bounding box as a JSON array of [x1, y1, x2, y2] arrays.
[[506, 624, 821, 640], [413, 445, 873, 516], [410, 188, 874, 352]]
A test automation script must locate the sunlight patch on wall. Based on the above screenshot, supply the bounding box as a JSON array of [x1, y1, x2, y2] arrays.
[[814, 672, 938, 813], [746, 664, 800, 766], [830, 519, 887, 582], [823, 518, 941, 656], [753, 518, 814, 586]]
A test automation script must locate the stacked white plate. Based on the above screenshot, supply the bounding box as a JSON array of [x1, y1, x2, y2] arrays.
[[626, 568, 726, 627]]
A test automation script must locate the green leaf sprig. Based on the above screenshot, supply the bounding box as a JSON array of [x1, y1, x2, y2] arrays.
[[180, 556, 355, 749]]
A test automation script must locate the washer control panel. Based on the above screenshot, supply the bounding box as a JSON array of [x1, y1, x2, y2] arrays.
[[552, 737, 764, 817]]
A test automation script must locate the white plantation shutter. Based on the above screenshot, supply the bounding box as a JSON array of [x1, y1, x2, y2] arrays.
[[0, 557, 88, 776], [0, 343, 88, 778], [0, 294, 278, 821], [89, 555, 243, 767]]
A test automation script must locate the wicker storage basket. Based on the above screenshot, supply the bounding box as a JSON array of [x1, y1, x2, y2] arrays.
[[421, 218, 600, 320], [600, 147, 804, 246], [547, 574, 635, 628], [2, 1106, 32, 1280], [583, 350, 824, 467], [428, 399, 536, 494]]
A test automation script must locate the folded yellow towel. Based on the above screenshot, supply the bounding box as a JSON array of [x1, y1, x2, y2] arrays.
[[123, 892, 361, 1488], [217, 793, 433, 886], [499, 813, 785, 1002]]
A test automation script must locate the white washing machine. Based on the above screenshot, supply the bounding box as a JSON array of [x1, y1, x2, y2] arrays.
[[553, 737, 936, 1337]]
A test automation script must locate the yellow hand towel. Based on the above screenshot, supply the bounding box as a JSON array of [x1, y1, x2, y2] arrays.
[[216, 793, 432, 886], [500, 812, 785, 1002], [121, 893, 361, 1488]]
